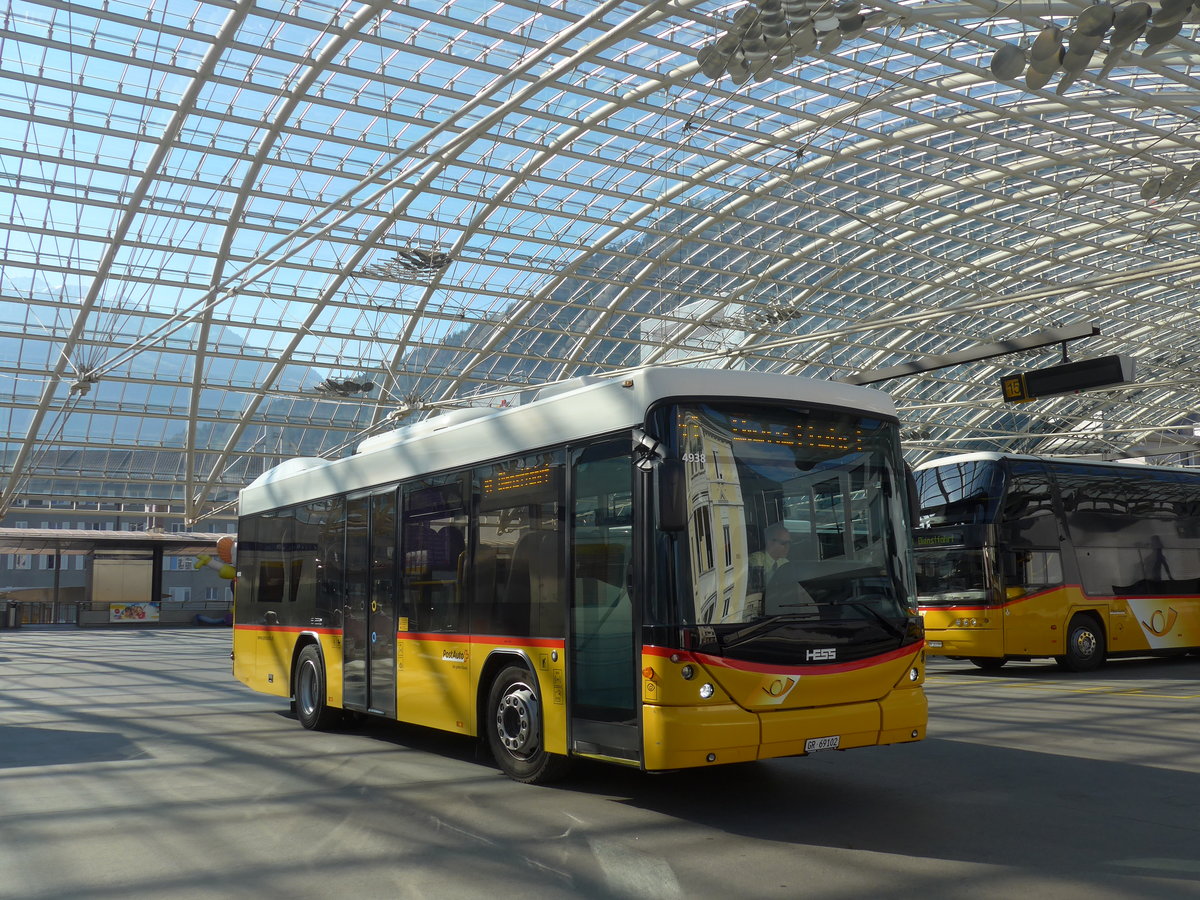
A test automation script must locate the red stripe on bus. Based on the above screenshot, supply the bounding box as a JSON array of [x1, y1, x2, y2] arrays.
[[919, 582, 1200, 615], [642, 641, 922, 675], [232, 624, 341, 635], [918, 584, 1066, 613], [398, 632, 565, 649]]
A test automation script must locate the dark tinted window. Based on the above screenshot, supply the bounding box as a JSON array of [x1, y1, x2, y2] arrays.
[[999, 460, 1060, 546], [240, 509, 296, 607], [472, 451, 565, 637], [1055, 464, 1200, 595], [315, 496, 344, 625], [915, 460, 1004, 527], [402, 476, 467, 633], [239, 502, 332, 626]]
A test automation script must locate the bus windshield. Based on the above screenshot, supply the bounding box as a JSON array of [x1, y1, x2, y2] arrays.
[[913, 458, 1004, 527], [669, 402, 914, 635]]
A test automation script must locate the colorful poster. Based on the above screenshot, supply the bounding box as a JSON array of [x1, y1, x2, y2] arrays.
[[109, 602, 160, 623]]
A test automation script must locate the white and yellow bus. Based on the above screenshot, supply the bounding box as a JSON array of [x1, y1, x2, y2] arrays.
[[233, 367, 926, 782], [915, 452, 1200, 671]]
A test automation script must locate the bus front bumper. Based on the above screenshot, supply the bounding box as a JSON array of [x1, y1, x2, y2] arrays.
[[640, 688, 926, 771], [923, 626, 1004, 658], [921, 608, 1004, 658]]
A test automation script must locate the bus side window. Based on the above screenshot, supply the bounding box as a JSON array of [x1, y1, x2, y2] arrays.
[[403, 479, 467, 633], [1004, 549, 1063, 592], [245, 510, 293, 610], [315, 496, 345, 626], [472, 452, 565, 637], [1002, 463, 1060, 547]]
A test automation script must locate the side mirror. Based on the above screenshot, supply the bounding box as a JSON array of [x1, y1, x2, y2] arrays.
[[657, 458, 687, 533]]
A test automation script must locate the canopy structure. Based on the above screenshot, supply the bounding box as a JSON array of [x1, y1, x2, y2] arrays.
[[3, 0, 1200, 527]]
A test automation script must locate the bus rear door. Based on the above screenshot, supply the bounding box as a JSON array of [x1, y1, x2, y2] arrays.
[[343, 489, 397, 718]]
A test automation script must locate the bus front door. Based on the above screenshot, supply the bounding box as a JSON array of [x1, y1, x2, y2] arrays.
[[569, 441, 640, 763], [343, 490, 397, 718]]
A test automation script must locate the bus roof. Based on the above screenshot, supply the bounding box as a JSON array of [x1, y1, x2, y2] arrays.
[[914, 451, 1200, 477], [240, 366, 896, 516]]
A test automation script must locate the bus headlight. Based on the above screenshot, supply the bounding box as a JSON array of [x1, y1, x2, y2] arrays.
[[699, 683, 714, 699], [909, 667, 920, 682], [680, 665, 695, 680]]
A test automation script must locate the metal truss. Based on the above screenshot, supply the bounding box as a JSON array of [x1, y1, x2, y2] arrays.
[[3, 0, 1200, 526]]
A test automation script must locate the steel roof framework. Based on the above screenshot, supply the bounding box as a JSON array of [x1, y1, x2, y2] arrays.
[[3, 0, 1200, 526]]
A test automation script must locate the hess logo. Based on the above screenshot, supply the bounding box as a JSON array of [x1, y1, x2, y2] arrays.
[[806, 648, 836, 661]]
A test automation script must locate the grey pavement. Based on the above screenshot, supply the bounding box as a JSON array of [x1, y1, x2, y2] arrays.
[[1, 628, 1198, 899]]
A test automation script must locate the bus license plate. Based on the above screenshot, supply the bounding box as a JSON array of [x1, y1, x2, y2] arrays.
[[805, 736, 840, 752]]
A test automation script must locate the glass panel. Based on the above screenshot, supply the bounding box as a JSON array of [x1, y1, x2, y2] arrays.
[[914, 459, 1004, 527], [294, 498, 334, 626], [915, 547, 992, 605], [368, 491, 396, 716], [239, 510, 294, 611], [402, 476, 467, 634], [1000, 460, 1059, 547], [1055, 463, 1200, 596], [1001, 548, 1063, 594], [342, 495, 369, 710], [316, 496, 345, 630], [472, 452, 564, 637], [571, 439, 634, 719], [672, 402, 912, 628]]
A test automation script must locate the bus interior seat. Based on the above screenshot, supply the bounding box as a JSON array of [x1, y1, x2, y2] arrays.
[[432, 527, 466, 629], [437, 526, 465, 573], [403, 523, 438, 573]]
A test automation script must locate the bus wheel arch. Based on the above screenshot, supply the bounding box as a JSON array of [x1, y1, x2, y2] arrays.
[[483, 661, 569, 784], [476, 651, 522, 734], [293, 642, 340, 730], [1056, 613, 1106, 672]]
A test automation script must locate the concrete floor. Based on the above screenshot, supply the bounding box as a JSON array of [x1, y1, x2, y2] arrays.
[[0, 627, 1197, 900]]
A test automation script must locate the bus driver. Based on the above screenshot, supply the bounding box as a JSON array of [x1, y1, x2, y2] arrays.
[[750, 521, 793, 577], [751, 522, 818, 616]]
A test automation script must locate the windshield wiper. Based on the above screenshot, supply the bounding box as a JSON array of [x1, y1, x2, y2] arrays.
[[724, 613, 820, 645]]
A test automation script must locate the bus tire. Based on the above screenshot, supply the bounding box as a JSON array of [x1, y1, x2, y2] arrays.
[[486, 665, 569, 784], [1056, 615, 1106, 672], [295, 644, 340, 730], [968, 657, 1007, 671]]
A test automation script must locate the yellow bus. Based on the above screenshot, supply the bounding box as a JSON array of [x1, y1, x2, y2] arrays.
[[233, 367, 926, 782], [914, 452, 1200, 671]]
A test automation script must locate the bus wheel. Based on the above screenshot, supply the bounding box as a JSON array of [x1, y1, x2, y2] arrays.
[[295, 645, 340, 730], [486, 666, 569, 784], [1055, 616, 1106, 672], [968, 657, 1007, 671]]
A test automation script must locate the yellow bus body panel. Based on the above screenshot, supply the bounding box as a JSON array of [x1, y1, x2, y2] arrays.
[[919, 606, 1006, 658], [232, 626, 343, 708], [922, 585, 1200, 660], [234, 629, 923, 770], [395, 635, 569, 755], [640, 646, 926, 771], [468, 638, 568, 757], [396, 635, 474, 735]]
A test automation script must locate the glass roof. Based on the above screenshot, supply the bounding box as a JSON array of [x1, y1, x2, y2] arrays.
[[3, 0, 1200, 526]]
